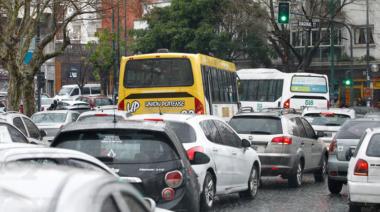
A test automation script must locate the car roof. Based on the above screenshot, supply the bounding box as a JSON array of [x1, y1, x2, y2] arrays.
[[78, 110, 128, 117], [129, 113, 197, 122], [60, 120, 166, 133], [0, 166, 118, 212], [32, 110, 70, 115], [232, 111, 300, 119]]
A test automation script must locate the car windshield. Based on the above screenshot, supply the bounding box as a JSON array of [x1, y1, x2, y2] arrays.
[[336, 121, 380, 140], [77, 115, 123, 123], [54, 129, 179, 164], [303, 113, 350, 126], [165, 121, 197, 143], [31, 113, 67, 124], [58, 87, 73, 96], [229, 116, 282, 134]]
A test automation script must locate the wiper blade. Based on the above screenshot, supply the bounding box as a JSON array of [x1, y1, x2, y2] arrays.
[[250, 131, 272, 135], [325, 123, 340, 126]]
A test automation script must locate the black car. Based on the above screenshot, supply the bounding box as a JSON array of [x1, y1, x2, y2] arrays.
[[51, 120, 207, 212]]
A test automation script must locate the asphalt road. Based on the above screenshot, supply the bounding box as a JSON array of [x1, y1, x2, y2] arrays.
[[212, 174, 378, 212]]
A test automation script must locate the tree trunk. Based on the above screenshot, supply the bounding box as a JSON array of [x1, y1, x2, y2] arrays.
[[6, 65, 23, 111], [23, 74, 36, 117]]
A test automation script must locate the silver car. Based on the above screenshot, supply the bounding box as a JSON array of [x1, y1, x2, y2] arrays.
[[327, 118, 380, 194], [0, 166, 170, 212], [302, 107, 355, 148], [229, 109, 328, 187], [31, 110, 80, 142]]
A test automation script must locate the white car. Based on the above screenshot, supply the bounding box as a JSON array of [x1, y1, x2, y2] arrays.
[[347, 128, 380, 212], [54, 84, 101, 101], [130, 114, 261, 210], [31, 110, 80, 142], [302, 107, 355, 147], [0, 166, 171, 212], [76, 110, 130, 123]]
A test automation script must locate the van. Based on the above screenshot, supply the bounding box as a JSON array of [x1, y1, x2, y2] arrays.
[[54, 84, 101, 101]]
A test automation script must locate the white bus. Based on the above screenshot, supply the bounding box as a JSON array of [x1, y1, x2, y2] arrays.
[[237, 69, 329, 111]]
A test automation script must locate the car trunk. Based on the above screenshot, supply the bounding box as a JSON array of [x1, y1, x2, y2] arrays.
[[336, 139, 360, 161], [105, 160, 184, 203], [239, 134, 284, 153]]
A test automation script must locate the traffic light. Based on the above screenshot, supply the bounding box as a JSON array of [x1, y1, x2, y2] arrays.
[[343, 79, 352, 86], [278, 1, 290, 24]]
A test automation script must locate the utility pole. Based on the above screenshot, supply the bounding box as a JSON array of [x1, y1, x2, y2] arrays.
[[329, 0, 336, 105], [116, 1, 120, 101], [366, 0, 371, 107], [36, 7, 42, 112], [112, 4, 117, 103]]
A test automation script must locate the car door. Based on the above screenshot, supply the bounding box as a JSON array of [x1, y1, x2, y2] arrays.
[[214, 120, 250, 188], [199, 120, 232, 192], [364, 134, 380, 183], [12, 117, 28, 137], [6, 124, 29, 143], [301, 117, 323, 168], [294, 118, 313, 170]]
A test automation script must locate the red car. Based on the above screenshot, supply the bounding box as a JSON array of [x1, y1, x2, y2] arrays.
[[75, 96, 113, 109]]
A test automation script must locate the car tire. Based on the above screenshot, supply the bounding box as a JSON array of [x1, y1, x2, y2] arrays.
[[288, 160, 303, 188], [314, 155, 327, 182], [239, 164, 259, 199], [328, 178, 343, 194], [349, 203, 361, 212], [200, 172, 215, 212]]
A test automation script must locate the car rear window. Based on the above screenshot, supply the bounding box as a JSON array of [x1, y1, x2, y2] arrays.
[[303, 113, 350, 126], [165, 121, 196, 143], [53, 129, 179, 164], [335, 121, 380, 139], [366, 134, 380, 157], [229, 116, 282, 135]]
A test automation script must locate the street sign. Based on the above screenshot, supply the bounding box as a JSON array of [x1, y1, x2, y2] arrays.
[[298, 21, 319, 28], [364, 87, 372, 98], [23, 51, 33, 64]]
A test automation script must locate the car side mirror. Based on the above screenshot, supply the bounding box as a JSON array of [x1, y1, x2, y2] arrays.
[[144, 198, 156, 212], [39, 129, 47, 138], [242, 139, 251, 148], [316, 131, 325, 138], [190, 151, 210, 165], [345, 148, 355, 161]]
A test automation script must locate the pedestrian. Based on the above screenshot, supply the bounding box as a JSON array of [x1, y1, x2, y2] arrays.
[[357, 97, 365, 106], [48, 100, 58, 110]]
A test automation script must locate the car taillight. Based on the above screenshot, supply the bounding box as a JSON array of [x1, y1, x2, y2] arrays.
[[95, 113, 109, 117], [118, 99, 125, 110], [165, 170, 183, 188], [186, 146, 204, 161], [271, 136, 292, 145], [161, 188, 175, 201], [144, 118, 164, 122], [283, 99, 290, 109], [329, 139, 337, 154], [354, 159, 368, 176], [194, 98, 204, 114]]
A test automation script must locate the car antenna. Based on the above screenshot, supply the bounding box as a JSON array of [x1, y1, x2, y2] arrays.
[[113, 108, 117, 124]]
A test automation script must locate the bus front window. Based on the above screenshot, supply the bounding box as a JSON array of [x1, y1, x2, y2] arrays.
[[124, 58, 194, 88]]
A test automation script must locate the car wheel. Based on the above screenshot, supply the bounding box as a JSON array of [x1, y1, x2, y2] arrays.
[[314, 155, 327, 182], [288, 160, 303, 188], [200, 172, 215, 212], [239, 164, 259, 199], [328, 178, 343, 194], [349, 203, 361, 212]]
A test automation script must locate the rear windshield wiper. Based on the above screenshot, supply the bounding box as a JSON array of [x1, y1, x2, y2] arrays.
[[249, 131, 272, 135], [96, 156, 114, 162]]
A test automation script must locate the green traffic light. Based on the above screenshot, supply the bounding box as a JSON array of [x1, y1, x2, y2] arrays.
[[281, 16, 287, 22], [278, 2, 290, 24], [344, 79, 352, 86]]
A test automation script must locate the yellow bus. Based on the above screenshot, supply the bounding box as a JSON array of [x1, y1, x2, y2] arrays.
[[117, 53, 238, 118]]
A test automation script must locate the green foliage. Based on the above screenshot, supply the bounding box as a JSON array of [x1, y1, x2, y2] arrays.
[[131, 0, 273, 66]]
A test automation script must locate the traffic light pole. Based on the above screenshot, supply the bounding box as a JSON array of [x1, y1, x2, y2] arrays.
[[365, 0, 371, 107]]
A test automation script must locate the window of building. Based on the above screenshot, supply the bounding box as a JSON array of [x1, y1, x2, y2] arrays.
[[354, 25, 374, 45]]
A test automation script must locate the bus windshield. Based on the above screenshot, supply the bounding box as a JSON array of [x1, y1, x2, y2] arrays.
[[124, 58, 194, 88], [290, 76, 327, 93]]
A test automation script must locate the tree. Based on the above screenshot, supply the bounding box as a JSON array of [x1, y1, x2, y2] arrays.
[[259, 0, 356, 72], [0, 0, 106, 116], [86, 29, 116, 96], [131, 0, 273, 66]]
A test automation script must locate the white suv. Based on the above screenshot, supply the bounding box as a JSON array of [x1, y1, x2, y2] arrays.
[[130, 114, 261, 211], [347, 127, 380, 212]]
